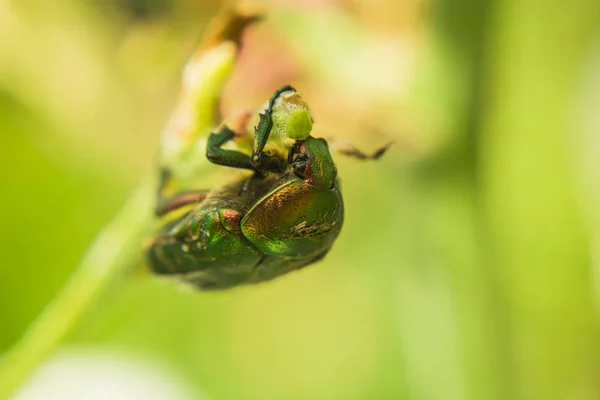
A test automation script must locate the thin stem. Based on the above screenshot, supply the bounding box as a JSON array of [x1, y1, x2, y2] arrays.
[[0, 7, 259, 398], [0, 180, 156, 399]]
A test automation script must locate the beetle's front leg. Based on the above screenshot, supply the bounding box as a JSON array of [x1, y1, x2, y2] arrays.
[[207, 124, 287, 175], [251, 85, 296, 161], [206, 125, 257, 171], [327, 139, 392, 160]]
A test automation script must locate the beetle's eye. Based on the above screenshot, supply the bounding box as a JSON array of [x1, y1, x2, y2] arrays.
[[293, 154, 308, 178]]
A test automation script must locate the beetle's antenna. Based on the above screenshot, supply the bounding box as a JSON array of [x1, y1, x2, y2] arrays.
[[328, 139, 393, 160]]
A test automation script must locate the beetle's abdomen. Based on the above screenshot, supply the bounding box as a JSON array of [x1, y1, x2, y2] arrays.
[[147, 201, 262, 290], [241, 178, 343, 258]]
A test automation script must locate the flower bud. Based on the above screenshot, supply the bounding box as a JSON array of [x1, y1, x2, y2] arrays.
[[270, 90, 313, 142]]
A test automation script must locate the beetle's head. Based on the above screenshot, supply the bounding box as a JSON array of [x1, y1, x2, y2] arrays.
[[289, 136, 337, 189]]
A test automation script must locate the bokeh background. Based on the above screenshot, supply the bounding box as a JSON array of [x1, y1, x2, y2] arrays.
[[2, 0, 600, 399]]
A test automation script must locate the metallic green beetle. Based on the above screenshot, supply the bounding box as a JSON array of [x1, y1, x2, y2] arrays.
[[147, 86, 387, 290]]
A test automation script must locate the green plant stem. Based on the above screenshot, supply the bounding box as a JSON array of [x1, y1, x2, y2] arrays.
[[0, 180, 156, 399], [0, 8, 257, 398]]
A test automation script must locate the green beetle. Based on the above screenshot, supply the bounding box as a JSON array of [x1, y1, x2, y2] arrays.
[[147, 86, 387, 290]]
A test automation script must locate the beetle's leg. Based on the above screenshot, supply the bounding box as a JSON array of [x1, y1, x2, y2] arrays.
[[155, 164, 210, 217], [207, 124, 287, 175], [206, 125, 257, 171], [155, 190, 209, 217], [327, 139, 393, 160], [251, 85, 296, 161]]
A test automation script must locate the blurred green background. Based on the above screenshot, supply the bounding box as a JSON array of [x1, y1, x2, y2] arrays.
[[2, 0, 600, 399]]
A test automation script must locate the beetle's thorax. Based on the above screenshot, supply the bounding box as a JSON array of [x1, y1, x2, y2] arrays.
[[294, 136, 337, 189]]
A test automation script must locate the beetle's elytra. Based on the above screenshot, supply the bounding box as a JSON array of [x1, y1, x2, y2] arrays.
[[147, 86, 386, 290]]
